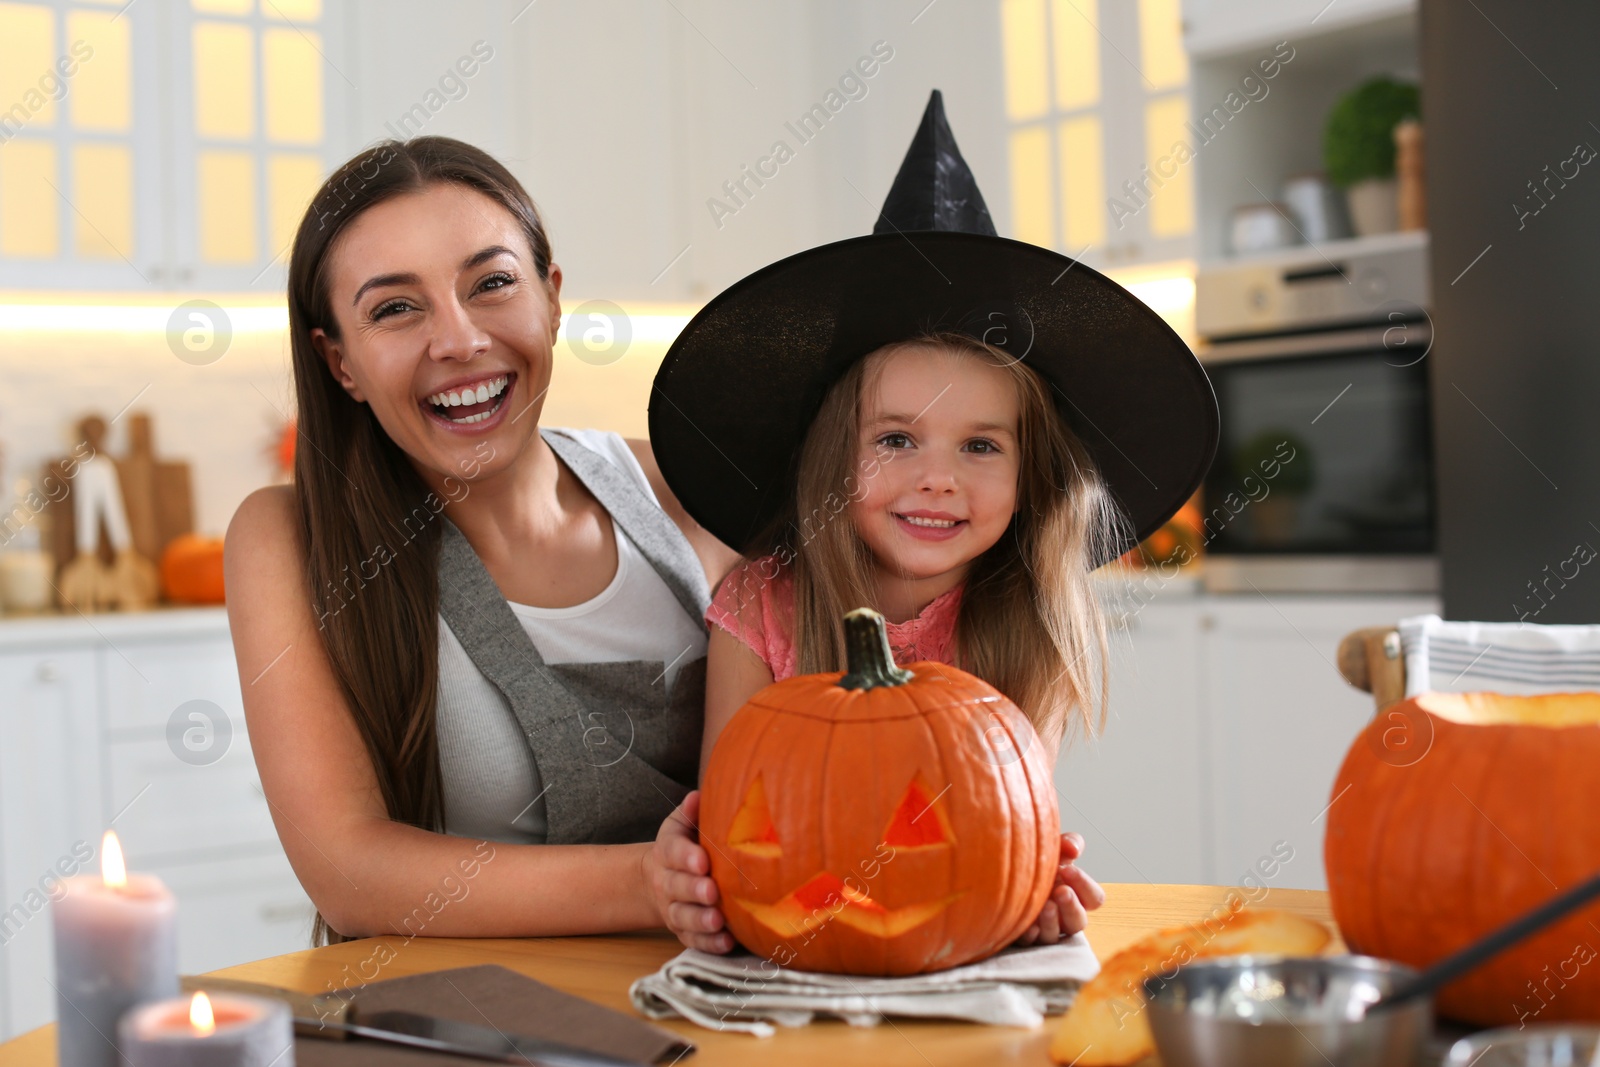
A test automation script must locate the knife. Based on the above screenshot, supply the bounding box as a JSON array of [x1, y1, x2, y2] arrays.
[[180, 976, 673, 1066]]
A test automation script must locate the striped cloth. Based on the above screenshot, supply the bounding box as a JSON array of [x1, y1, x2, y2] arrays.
[[1400, 614, 1600, 696]]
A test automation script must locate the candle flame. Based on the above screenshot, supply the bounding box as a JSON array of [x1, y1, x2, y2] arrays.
[[101, 830, 126, 889], [190, 991, 215, 1035]]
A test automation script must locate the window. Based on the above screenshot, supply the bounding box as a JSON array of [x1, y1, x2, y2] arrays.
[[0, 0, 139, 278], [1001, 0, 1194, 268], [184, 0, 327, 276], [0, 0, 337, 289]]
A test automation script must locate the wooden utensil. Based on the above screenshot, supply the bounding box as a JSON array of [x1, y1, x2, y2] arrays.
[[54, 416, 159, 611], [114, 412, 194, 566]]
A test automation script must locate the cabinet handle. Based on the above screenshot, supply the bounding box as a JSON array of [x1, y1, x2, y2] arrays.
[[36, 661, 59, 683]]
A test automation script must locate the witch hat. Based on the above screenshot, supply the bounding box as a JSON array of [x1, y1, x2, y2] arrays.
[[649, 90, 1217, 563], [874, 89, 997, 236]]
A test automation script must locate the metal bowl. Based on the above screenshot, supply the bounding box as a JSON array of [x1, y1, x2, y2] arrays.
[[1444, 1023, 1600, 1065], [1144, 955, 1432, 1067]]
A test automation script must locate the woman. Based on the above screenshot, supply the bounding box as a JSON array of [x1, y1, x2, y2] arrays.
[[226, 137, 736, 951]]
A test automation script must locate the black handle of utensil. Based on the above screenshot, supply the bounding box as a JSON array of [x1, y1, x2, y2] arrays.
[[1370, 865, 1600, 1014]]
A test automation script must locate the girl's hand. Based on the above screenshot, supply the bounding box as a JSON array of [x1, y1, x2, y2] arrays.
[[1014, 831, 1107, 946], [645, 791, 735, 954]]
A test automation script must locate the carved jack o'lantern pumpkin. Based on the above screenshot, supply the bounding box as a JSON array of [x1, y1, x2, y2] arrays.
[[701, 608, 1060, 975]]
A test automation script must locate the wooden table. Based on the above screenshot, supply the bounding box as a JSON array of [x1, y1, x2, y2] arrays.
[[0, 884, 1336, 1066]]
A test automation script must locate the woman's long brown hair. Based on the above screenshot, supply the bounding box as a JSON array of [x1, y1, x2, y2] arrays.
[[285, 137, 553, 944], [765, 332, 1126, 748]]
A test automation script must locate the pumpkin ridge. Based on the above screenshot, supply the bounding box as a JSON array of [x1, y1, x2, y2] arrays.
[[815, 711, 844, 974], [865, 709, 887, 976], [1004, 703, 1048, 946], [1458, 720, 1502, 926], [728, 706, 786, 896], [1399, 714, 1450, 969], [998, 716, 1024, 953], [921, 701, 959, 971], [1358, 739, 1393, 970]]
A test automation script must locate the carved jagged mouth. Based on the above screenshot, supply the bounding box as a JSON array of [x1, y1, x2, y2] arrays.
[[736, 872, 963, 939]]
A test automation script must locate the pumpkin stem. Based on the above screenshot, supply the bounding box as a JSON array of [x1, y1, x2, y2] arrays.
[[839, 607, 914, 690]]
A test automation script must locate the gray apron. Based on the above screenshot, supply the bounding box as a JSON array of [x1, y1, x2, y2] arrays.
[[436, 429, 709, 845]]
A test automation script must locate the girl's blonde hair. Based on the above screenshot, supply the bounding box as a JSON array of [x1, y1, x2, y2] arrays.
[[760, 331, 1127, 748]]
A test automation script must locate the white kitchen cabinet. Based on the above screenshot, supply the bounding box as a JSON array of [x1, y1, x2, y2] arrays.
[[155, 851, 313, 977], [0, 646, 102, 1042], [0, 610, 312, 1042], [1056, 598, 1209, 885], [1181, 0, 1415, 59], [1200, 593, 1435, 891], [1054, 583, 1437, 895]]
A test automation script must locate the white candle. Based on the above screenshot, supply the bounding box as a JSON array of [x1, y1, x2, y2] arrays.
[[119, 992, 295, 1067], [52, 831, 178, 1067]]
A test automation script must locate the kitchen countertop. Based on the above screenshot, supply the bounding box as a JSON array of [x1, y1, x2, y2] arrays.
[[0, 604, 227, 649], [0, 883, 1339, 1066]]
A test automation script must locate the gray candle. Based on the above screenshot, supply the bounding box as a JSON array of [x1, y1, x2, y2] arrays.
[[119, 992, 295, 1067], [52, 832, 177, 1067]]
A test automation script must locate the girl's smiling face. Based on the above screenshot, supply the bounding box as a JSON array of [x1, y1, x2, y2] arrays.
[[311, 182, 562, 489], [849, 343, 1021, 587]]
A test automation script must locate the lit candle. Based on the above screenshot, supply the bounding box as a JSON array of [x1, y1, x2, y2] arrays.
[[52, 831, 178, 1067], [118, 991, 295, 1067]]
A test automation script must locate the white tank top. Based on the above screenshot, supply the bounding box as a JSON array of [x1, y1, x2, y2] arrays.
[[434, 429, 707, 844]]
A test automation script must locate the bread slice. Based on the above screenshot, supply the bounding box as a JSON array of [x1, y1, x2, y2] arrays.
[[1050, 906, 1332, 1065]]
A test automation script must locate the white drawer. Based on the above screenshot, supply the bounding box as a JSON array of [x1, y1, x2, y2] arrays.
[[107, 735, 277, 866], [100, 636, 243, 733], [151, 852, 315, 974]]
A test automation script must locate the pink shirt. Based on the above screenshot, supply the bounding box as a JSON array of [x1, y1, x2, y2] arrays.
[[706, 556, 964, 680]]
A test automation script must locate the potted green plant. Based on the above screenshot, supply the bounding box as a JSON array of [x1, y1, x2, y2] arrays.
[[1235, 431, 1313, 547], [1323, 77, 1421, 237]]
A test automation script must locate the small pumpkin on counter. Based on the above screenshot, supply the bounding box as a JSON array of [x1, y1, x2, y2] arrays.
[[1325, 691, 1600, 1025], [159, 534, 226, 604], [699, 607, 1059, 976]]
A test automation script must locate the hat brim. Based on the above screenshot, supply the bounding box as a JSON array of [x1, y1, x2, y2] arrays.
[[649, 231, 1218, 566]]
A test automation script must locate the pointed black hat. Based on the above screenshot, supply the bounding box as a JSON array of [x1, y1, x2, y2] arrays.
[[649, 90, 1217, 563], [874, 90, 997, 237]]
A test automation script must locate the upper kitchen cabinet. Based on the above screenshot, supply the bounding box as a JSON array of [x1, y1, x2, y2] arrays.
[[1182, 0, 1414, 60], [0, 0, 345, 291], [999, 0, 1196, 272], [1180, 0, 1420, 263]]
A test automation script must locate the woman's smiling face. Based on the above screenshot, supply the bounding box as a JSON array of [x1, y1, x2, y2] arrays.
[[312, 182, 561, 487]]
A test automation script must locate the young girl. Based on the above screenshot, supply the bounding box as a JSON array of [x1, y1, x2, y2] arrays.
[[645, 91, 1216, 956], [699, 330, 1121, 946]]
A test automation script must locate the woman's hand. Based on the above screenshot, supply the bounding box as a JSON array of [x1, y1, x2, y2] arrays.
[[645, 791, 735, 953], [1014, 831, 1106, 946]]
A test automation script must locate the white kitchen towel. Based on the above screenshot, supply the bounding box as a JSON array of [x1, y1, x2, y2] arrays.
[[628, 937, 1100, 1037], [1400, 613, 1600, 696]]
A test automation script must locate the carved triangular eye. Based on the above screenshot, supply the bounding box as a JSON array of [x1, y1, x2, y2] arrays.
[[728, 774, 781, 857], [881, 777, 954, 849]]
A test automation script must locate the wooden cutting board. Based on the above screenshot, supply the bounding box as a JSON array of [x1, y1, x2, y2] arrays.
[[47, 412, 193, 571]]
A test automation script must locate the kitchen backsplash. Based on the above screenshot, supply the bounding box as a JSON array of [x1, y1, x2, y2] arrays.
[[0, 298, 674, 544]]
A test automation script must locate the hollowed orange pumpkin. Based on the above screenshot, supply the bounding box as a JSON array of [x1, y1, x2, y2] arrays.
[[700, 608, 1059, 975], [1325, 691, 1600, 1025]]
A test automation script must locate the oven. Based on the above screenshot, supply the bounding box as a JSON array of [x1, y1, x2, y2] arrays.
[[1193, 233, 1438, 594]]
